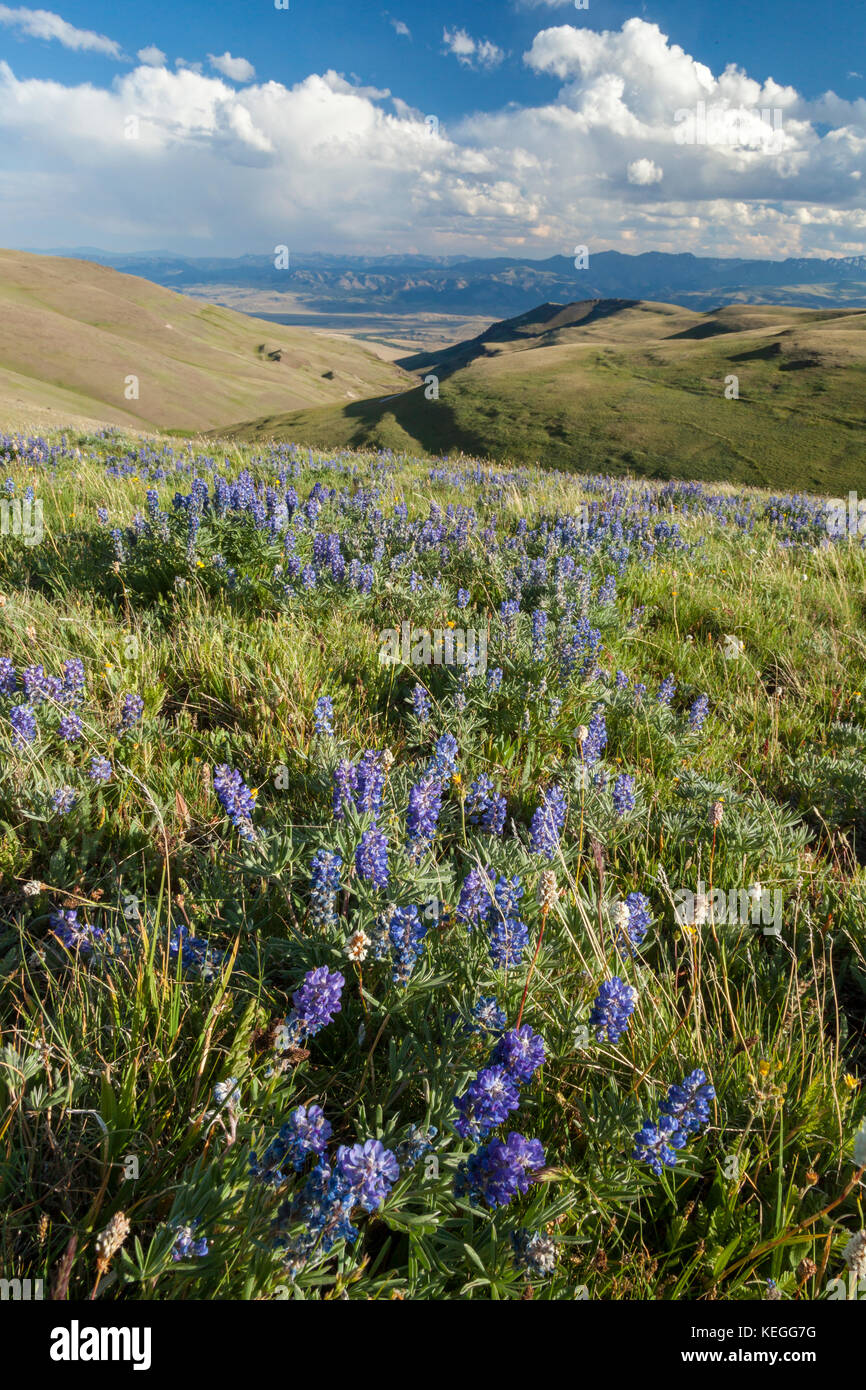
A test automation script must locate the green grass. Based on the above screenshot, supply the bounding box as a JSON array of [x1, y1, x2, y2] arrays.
[[226, 302, 866, 491], [0, 431, 865, 1301]]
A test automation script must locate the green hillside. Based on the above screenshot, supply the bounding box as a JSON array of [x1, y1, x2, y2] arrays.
[[224, 300, 866, 491], [0, 250, 409, 436]]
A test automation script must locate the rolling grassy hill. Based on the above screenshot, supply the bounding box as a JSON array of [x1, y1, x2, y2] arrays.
[[224, 299, 866, 491], [0, 250, 409, 435]]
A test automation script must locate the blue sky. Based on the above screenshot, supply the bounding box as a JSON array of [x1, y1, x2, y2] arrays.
[[0, 1, 863, 258], [4, 1, 862, 111]]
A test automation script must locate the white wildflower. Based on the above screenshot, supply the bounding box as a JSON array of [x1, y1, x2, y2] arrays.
[[345, 929, 371, 963]]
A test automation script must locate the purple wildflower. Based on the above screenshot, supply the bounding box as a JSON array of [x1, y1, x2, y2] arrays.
[[355, 826, 389, 887], [492, 1026, 546, 1084]]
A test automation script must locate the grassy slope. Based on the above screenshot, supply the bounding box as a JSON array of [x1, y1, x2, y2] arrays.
[[0, 250, 410, 434], [0, 431, 865, 1301], [226, 301, 866, 491]]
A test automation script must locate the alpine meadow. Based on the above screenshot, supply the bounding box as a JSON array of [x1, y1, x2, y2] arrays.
[[0, 0, 865, 1330]]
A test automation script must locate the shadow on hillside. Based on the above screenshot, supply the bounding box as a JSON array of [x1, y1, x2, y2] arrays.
[[337, 386, 493, 460]]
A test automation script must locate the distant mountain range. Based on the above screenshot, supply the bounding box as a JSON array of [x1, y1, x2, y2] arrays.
[[31, 248, 866, 317]]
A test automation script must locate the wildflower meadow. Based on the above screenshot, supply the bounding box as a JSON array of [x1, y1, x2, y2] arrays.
[[1, 429, 865, 1306]]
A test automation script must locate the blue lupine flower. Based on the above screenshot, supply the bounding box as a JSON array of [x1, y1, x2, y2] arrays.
[[62, 658, 85, 704], [88, 756, 113, 783], [51, 785, 77, 815], [170, 1221, 209, 1261], [309, 849, 342, 929], [388, 904, 428, 985], [659, 1069, 716, 1137], [492, 1026, 546, 1084], [617, 891, 652, 954], [487, 875, 528, 966], [486, 667, 503, 693], [612, 772, 636, 817], [353, 750, 386, 819], [0, 658, 16, 695], [336, 1139, 399, 1212], [590, 976, 638, 1043], [471, 996, 507, 1034], [275, 1160, 359, 1271], [213, 763, 257, 841], [22, 666, 55, 705], [457, 588, 470, 609], [58, 712, 83, 742], [597, 573, 617, 604], [253, 1104, 333, 1180], [465, 774, 506, 835], [431, 732, 458, 778], [332, 759, 358, 819], [411, 684, 431, 723], [393, 1124, 438, 1169], [119, 692, 144, 731], [168, 926, 224, 981], [657, 675, 676, 706], [530, 784, 567, 860], [455, 1131, 546, 1209], [406, 772, 443, 852], [581, 709, 607, 766], [9, 703, 37, 747], [531, 608, 548, 661], [313, 695, 334, 737], [489, 913, 529, 970], [632, 1115, 688, 1176], [493, 874, 523, 921], [355, 826, 389, 887], [281, 966, 346, 1046], [689, 695, 709, 731], [456, 866, 493, 929], [454, 1066, 521, 1141], [499, 600, 520, 639], [49, 908, 105, 956]]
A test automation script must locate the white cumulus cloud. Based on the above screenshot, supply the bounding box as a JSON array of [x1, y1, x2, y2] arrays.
[[137, 46, 166, 68], [628, 158, 663, 185], [207, 51, 256, 83], [0, 20, 862, 260], [0, 4, 122, 58], [443, 27, 505, 70]]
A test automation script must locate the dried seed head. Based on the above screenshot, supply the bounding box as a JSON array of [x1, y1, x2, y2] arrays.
[[537, 870, 558, 914], [843, 1231, 866, 1280], [95, 1212, 130, 1271], [796, 1257, 817, 1284], [709, 800, 724, 828]]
